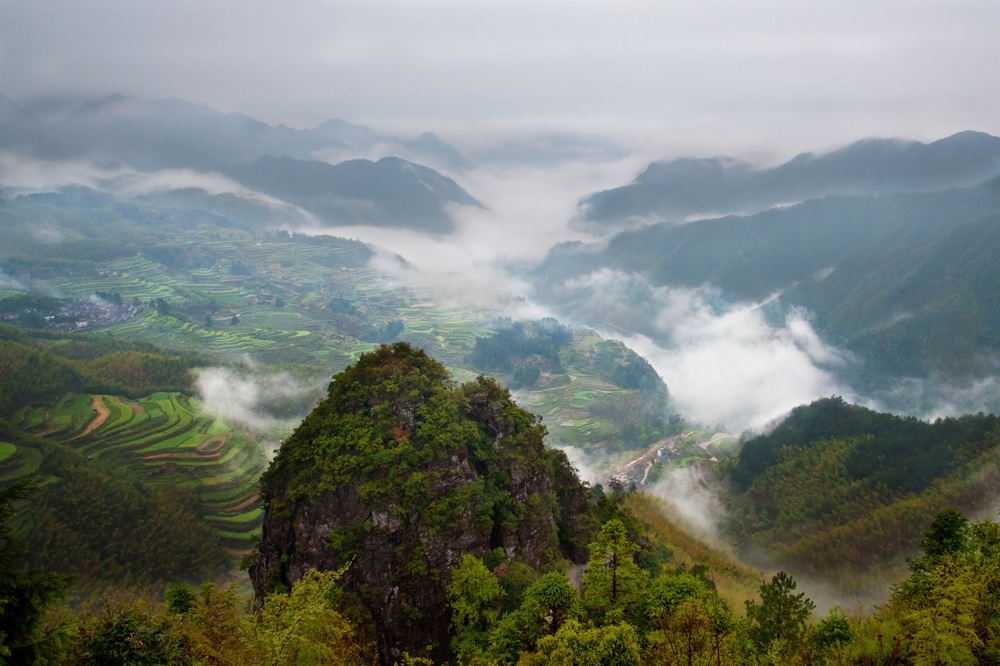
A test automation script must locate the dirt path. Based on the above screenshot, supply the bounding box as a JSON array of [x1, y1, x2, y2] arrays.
[[197, 435, 226, 454], [611, 434, 684, 486], [225, 493, 261, 513], [697, 433, 730, 462], [612, 431, 722, 486], [72, 396, 111, 440]]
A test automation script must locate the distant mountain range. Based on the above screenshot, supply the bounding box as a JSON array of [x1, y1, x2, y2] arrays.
[[539, 172, 1000, 392], [579, 131, 1000, 230], [0, 93, 480, 232]]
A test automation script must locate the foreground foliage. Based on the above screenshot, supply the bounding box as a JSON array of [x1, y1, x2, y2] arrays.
[[6, 473, 1000, 664]]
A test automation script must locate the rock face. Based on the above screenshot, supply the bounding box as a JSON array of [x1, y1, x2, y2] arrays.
[[250, 343, 591, 664]]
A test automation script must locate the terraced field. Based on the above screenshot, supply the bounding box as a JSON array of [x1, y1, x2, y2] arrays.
[[4, 196, 680, 548], [45, 235, 421, 369], [513, 330, 640, 456], [6, 391, 266, 551]]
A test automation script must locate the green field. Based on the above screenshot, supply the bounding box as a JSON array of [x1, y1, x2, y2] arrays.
[[0, 191, 679, 554], [5, 391, 266, 550]]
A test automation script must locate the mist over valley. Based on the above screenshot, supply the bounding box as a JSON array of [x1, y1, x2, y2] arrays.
[[4, 3, 1000, 661]]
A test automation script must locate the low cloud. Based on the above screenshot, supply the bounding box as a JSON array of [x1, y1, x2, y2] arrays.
[[0, 269, 26, 291], [549, 269, 854, 431], [195, 364, 323, 442], [871, 373, 1000, 421], [297, 155, 643, 314], [552, 444, 604, 485], [0, 151, 118, 192], [648, 465, 728, 548]]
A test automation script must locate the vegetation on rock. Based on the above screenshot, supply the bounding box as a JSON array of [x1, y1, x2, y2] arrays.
[[251, 342, 593, 664]]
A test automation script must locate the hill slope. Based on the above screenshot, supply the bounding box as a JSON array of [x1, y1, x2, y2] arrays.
[[250, 343, 593, 663], [580, 131, 1000, 229], [538, 176, 1000, 389], [726, 397, 1000, 591], [0, 93, 479, 233]]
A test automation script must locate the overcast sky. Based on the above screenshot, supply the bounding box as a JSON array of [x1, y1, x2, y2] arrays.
[[3, 0, 999, 160]]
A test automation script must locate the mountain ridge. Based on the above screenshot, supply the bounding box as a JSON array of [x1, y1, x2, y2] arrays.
[[580, 131, 1000, 230]]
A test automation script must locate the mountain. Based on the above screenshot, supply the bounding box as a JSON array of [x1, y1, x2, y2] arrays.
[[250, 343, 592, 663], [225, 154, 482, 232], [398, 131, 472, 171], [537, 175, 1000, 392], [727, 397, 1000, 590], [16, 93, 469, 172], [0, 93, 478, 232], [580, 132, 1000, 230], [55, 94, 339, 171]]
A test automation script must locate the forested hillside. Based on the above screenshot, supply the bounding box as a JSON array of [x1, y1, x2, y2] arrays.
[[726, 397, 1000, 587], [579, 131, 1000, 229], [0, 187, 674, 463], [4, 106, 1000, 662], [539, 174, 1000, 393], [0, 327, 262, 596], [7, 347, 999, 664], [0, 94, 480, 232]]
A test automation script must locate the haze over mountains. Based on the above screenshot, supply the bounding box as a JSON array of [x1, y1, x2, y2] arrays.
[[5, 91, 1000, 424], [540, 176, 1000, 409], [0, 93, 481, 232], [578, 131, 1000, 231]]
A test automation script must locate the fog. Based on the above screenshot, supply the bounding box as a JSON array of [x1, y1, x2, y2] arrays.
[[283, 150, 864, 433], [6, 136, 986, 434], [5, 0, 1000, 621], [648, 466, 728, 547], [619, 317, 853, 433], [195, 364, 324, 445], [6, 1, 1000, 160], [295, 154, 646, 313], [872, 373, 1000, 422], [0, 269, 26, 292]]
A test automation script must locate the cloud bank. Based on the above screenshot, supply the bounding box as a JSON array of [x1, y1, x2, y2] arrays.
[[195, 364, 324, 442], [547, 269, 853, 431]]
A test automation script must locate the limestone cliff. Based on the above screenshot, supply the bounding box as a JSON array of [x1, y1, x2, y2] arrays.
[[249, 343, 592, 664]]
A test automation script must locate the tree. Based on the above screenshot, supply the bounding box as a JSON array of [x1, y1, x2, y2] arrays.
[[744, 571, 814, 658], [76, 598, 187, 666], [644, 573, 737, 666], [243, 567, 370, 665], [231, 315, 239, 327], [447, 554, 505, 664], [582, 519, 647, 624], [165, 582, 245, 666], [519, 620, 642, 666], [811, 606, 853, 660], [920, 508, 969, 562], [489, 571, 579, 663], [153, 298, 171, 316], [0, 479, 71, 664]]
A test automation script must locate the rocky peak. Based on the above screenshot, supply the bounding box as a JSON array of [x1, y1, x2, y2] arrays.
[[250, 342, 592, 664]]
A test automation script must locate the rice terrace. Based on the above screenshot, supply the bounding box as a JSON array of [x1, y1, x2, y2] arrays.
[[6, 391, 265, 549]]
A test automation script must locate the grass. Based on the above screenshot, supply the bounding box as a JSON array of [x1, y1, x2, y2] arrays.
[[0, 442, 16, 463], [625, 492, 763, 612]]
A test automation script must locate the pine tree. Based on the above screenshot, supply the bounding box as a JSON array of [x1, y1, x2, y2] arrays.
[[582, 519, 647, 624], [744, 571, 814, 658]]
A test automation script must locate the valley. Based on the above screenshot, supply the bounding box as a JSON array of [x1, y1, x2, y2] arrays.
[[3, 86, 1000, 662]]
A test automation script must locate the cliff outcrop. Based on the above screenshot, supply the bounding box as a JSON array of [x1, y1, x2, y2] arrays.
[[249, 342, 591, 664]]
